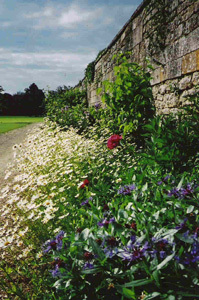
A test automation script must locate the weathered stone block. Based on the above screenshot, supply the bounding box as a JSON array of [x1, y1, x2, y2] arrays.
[[192, 71, 199, 85], [182, 49, 199, 74], [184, 13, 199, 35], [181, 5, 195, 22], [179, 75, 192, 90], [182, 28, 199, 55], [169, 0, 179, 12], [159, 84, 168, 95], [167, 58, 182, 79], [150, 67, 164, 85], [132, 23, 143, 47]]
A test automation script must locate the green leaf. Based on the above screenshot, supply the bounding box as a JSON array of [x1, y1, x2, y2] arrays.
[[79, 228, 90, 241], [122, 278, 153, 288], [155, 252, 175, 270], [177, 177, 184, 190], [89, 238, 106, 260], [142, 182, 148, 192], [176, 233, 194, 244], [186, 205, 194, 214], [82, 267, 100, 275], [122, 288, 136, 299], [177, 293, 199, 298], [118, 209, 128, 219]]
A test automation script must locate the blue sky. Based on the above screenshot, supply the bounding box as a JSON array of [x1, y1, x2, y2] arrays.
[[0, 0, 142, 94]]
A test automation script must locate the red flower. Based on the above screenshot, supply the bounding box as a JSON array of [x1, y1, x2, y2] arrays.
[[80, 179, 90, 189], [107, 134, 122, 149]]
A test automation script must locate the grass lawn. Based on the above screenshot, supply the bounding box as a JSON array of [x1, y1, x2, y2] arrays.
[[0, 116, 43, 134]]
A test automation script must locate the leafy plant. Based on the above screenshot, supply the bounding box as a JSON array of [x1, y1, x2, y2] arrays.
[[97, 52, 155, 138]]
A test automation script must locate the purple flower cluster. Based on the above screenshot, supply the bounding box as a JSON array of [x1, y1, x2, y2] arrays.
[[118, 236, 148, 264], [49, 258, 67, 278], [103, 236, 119, 258], [117, 184, 136, 195], [168, 183, 195, 199], [43, 230, 65, 253], [150, 237, 172, 259], [176, 240, 199, 265]]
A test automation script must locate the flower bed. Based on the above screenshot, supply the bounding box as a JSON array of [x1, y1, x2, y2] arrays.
[[0, 119, 199, 299]]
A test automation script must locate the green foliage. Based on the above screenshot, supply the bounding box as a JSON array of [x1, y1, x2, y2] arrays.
[[45, 87, 88, 132], [142, 87, 199, 173], [97, 53, 155, 137], [85, 61, 95, 84]]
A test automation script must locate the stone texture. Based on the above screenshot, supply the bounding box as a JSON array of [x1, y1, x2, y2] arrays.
[[182, 49, 199, 74], [179, 76, 192, 90]]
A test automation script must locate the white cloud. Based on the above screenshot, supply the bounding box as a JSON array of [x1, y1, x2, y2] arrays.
[[25, 7, 54, 19], [0, 49, 95, 69], [58, 5, 93, 28], [60, 31, 78, 39], [23, 3, 103, 30], [0, 48, 96, 93], [1, 21, 12, 28]]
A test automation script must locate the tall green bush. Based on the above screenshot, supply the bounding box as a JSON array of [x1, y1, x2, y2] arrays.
[[97, 53, 155, 137]]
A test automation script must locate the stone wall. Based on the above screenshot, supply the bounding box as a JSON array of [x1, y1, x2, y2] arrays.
[[79, 0, 199, 114]]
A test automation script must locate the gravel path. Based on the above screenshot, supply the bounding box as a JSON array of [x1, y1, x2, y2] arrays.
[[0, 123, 42, 191]]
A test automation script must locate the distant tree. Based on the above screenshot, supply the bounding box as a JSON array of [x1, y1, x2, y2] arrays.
[[0, 83, 45, 116], [23, 83, 45, 116]]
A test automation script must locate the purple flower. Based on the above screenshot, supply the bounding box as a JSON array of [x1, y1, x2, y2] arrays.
[[81, 197, 93, 207], [118, 184, 136, 195], [50, 258, 66, 278], [181, 183, 194, 197], [98, 217, 115, 227], [158, 175, 170, 185], [175, 218, 188, 230], [94, 103, 101, 110], [83, 262, 94, 270], [104, 247, 118, 258], [159, 251, 166, 259], [168, 187, 181, 198], [120, 246, 145, 263], [119, 238, 148, 264], [43, 231, 65, 253], [50, 264, 62, 277], [168, 182, 196, 199], [103, 237, 119, 258], [176, 241, 199, 265], [150, 237, 173, 260]]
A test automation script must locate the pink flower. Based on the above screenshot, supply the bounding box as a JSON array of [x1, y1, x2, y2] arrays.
[[107, 134, 122, 149]]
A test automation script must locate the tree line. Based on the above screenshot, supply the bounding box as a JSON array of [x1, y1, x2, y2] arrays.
[[0, 83, 45, 116]]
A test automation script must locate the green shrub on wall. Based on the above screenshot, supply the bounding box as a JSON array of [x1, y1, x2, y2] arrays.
[[85, 61, 95, 84], [97, 53, 155, 137]]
